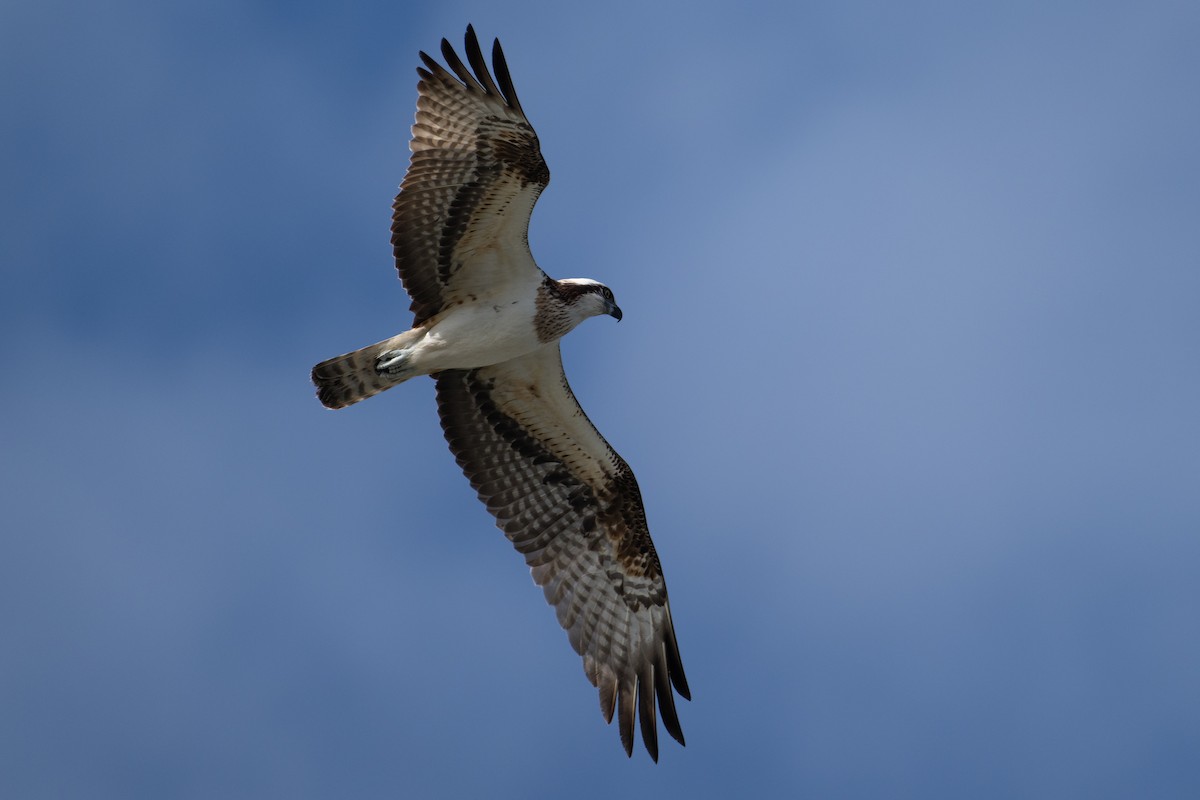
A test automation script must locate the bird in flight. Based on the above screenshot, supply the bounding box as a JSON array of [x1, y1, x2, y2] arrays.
[[311, 26, 689, 760]]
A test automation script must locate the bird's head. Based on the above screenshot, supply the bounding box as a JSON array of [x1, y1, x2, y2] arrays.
[[557, 278, 623, 323]]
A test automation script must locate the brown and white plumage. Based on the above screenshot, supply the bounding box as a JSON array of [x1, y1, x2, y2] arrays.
[[437, 347, 689, 760], [394, 26, 549, 326], [311, 26, 689, 760]]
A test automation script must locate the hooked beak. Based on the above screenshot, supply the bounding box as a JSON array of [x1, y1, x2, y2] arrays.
[[606, 300, 623, 322]]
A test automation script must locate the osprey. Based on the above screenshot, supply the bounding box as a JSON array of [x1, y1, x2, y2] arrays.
[[311, 26, 689, 760]]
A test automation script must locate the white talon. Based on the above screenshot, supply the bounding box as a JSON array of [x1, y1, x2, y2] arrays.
[[376, 349, 411, 376]]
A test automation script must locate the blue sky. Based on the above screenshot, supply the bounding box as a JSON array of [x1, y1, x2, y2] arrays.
[[3, 0, 1199, 797]]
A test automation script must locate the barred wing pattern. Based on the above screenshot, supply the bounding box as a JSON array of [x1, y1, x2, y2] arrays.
[[393, 25, 550, 325], [435, 346, 690, 760]]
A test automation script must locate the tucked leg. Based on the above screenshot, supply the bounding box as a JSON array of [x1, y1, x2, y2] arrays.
[[376, 348, 413, 377]]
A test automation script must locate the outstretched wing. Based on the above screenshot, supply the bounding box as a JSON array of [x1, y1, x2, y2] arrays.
[[394, 25, 550, 325], [435, 346, 690, 760]]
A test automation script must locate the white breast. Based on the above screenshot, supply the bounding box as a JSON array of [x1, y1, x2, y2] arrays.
[[406, 289, 544, 373]]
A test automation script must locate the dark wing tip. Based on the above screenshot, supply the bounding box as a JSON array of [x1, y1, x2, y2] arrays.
[[439, 35, 475, 91], [490, 36, 525, 115], [617, 678, 636, 758], [431, 25, 521, 110], [665, 613, 691, 701], [424, 25, 524, 116], [418, 50, 444, 80], [459, 25, 479, 67], [655, 649, 687, 747], [638, 670, 659, 762], [464, 25, 503, 99]]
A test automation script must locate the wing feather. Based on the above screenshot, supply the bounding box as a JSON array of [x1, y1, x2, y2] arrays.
[[393, 26, 550, 324], [435, 346, 689, 760]]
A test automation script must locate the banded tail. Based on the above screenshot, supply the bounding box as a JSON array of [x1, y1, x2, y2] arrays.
[[312, 330, 421, 409]]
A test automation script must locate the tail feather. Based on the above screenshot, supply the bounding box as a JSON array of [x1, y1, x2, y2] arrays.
[[311, 331, 421, 409]]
